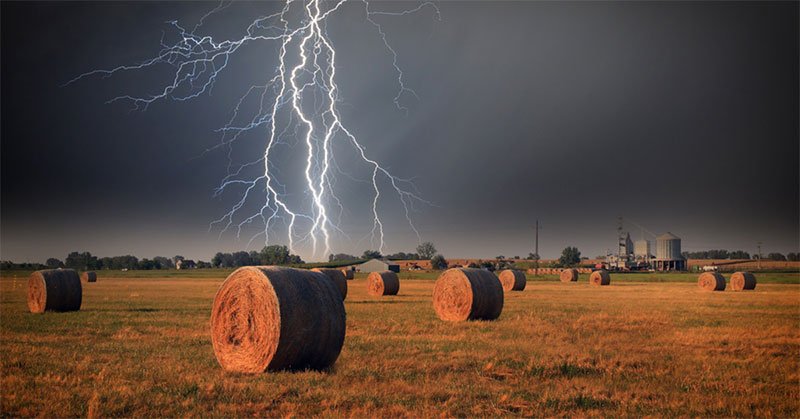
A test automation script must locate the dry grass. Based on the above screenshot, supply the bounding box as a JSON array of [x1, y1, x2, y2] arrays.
[[1, 271, 798, 417]]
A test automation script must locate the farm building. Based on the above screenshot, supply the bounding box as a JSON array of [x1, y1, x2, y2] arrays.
[[652, 232, 686, 271], [357, 258, 400, 273]]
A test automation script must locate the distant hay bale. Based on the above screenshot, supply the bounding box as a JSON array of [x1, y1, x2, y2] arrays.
[[367, 271, 400, 296], [589, 270, 611, 286], [730, 271, 756, 291], [698, 272, 726, 291], [432, 268, 504, 322], [560, 268, 579, 282], [81, 271, 97, 283], [27, 269, 82, 313], [342, 269, 354, 280], [311, 268, 347, 299], [210, 266, 345, 372], [497, 269, 526, 291]]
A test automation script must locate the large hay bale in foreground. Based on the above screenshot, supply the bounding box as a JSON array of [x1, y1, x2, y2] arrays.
[[589, 270, 611, 286], [311, 268, 347, 299], [367, 271, 400, 296], [730, 271, 756, 291], [81, 271, 97, 283], [432, 268, 504, 322], [210, 266, 346, 373], [560, 268, 579, 282], [342, 269, 354, 280], [698, 272, 726, 291], [28, 269, 82, 313], [497, 269, 526, 291]]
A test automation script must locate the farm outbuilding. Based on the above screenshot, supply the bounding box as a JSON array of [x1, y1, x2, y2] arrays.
[[357, 258, 400, 273]]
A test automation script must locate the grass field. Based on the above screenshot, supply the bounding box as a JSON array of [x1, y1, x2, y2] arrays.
[[1, 270, 798, 416]]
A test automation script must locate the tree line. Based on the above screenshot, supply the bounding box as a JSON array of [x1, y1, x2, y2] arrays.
[[681, 249, 798, 261], [0, 245, 306, 271], [328, 242, 439, 263]]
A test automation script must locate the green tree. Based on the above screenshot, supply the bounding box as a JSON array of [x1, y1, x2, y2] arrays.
[[558, 246, 581, 267], [153, 256, 173, 269], [729, 250, 750, 259], [232, 251, 252, 267], [45, 258, 63, 268], [416, 242, 437, 259], [767, 252, 786, 261], [329, 253, 357, 262], [260, 245, 304, 265], [65, 251, 98, 270], [362, 250, 382, 260], [430, 254, 448, 270]]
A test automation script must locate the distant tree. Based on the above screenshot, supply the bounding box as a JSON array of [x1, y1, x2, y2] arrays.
[[729, 250, 750, 259], [495, 255, 505, 260], [196, 260, 212, 269], [329, 253, 357, 262], [232, 251, 252, 267], [467, 262, 480, 268], [260, 245, 303, 265], [385, 251, 420, 260], [527, 252, 540, 260], [513, 256, 520, 260], [362, 250, 382, 260], [138, 258, 156, 270], [416, 242, 437, 260], [430, 254, 448, 270], [212, 252, 225, 268], [787, 252, 799, 262], [173, 255, 185, 264], [65, 251, 98, 270], [153, 256, 173, 269], [558, 246, 581, 267], [99, 257, 113, 270], [767, 252, 786, 261], [45, 258, 64, 269], [182, 259, 196, 269], [211, 252, 235, 268]]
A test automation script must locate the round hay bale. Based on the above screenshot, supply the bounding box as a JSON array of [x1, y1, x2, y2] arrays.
[[28, 269, 82, 313], [81, 271, 97, 283], [497, 269, 526, 291], [560, 268, 579, 282], [311, 268, 347, 300], [367, 271, 400, 296], [730, 271, 756, 291], [342, 269, 354, 280], [698, 272, 726, 291], [432, 268, 504, 322], [210, 266, 346, 373], [589, 270, 611, 286]]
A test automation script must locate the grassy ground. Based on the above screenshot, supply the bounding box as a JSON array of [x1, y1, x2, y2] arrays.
[[1, 271, 798, 417]]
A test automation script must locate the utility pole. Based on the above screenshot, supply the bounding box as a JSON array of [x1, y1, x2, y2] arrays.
[[757, 241, 762, 270], [534, 219, 540, 276]]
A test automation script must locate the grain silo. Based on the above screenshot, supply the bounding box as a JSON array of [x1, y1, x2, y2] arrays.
[[653, 232, 685, 271], [634, 240, 650, 259]]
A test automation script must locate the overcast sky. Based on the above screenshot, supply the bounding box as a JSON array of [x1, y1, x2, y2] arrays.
[[2, 1, 798, 263]]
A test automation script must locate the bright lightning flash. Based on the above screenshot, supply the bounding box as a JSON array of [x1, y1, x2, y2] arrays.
[[66, 0, 439, 259]]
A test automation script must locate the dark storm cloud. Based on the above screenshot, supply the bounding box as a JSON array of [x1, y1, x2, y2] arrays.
[[2, 1, 797, 262]]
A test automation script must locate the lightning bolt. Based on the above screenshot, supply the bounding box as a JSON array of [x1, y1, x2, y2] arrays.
[[65, 0, 439, 260]]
